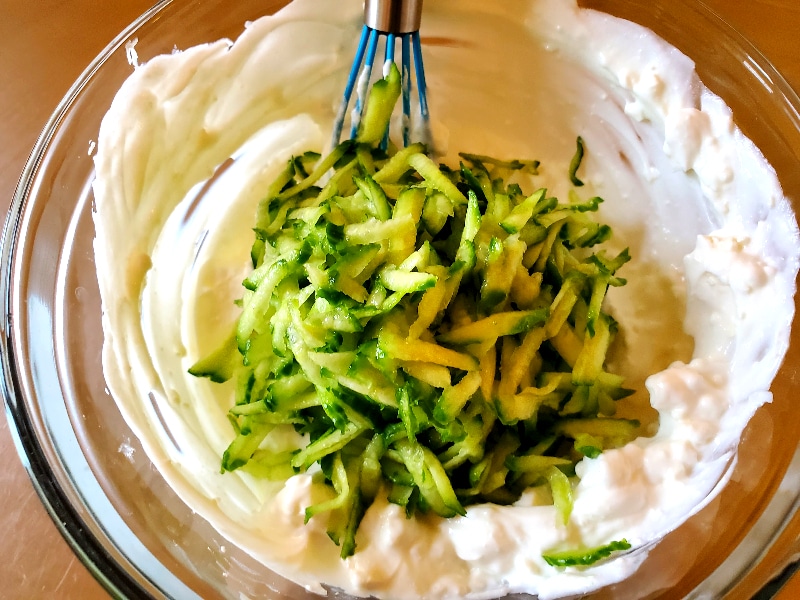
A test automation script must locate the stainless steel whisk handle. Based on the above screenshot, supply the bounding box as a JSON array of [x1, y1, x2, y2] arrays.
[[364, 0, 423, 34]]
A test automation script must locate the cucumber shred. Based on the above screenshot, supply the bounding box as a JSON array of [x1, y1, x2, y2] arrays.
[[543, 538, 632, 567], [189, 68, 636, 558]]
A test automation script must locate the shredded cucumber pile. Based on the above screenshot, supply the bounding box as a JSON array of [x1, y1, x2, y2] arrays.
[[190, 64, 636, 560]]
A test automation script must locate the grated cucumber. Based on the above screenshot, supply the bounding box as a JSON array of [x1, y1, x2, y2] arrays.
[[189, 66, 636, 558]]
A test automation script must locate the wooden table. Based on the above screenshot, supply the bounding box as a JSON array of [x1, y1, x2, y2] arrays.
[[0, 0, 798, 597]]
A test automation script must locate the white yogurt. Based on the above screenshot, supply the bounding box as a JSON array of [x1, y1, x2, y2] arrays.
[[92, 0, 800, 598]]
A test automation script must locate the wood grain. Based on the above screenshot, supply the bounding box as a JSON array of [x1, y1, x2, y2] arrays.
[[702, 0, 800, 90]]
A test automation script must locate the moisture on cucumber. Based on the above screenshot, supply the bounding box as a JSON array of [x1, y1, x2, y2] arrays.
[[190, 63, 636, 558]]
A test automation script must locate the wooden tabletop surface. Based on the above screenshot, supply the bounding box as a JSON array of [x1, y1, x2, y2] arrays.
[[0, 0, 798, 598]]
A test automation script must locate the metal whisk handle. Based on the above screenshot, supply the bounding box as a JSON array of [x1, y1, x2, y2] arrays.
[[364, 0, 423, 34]]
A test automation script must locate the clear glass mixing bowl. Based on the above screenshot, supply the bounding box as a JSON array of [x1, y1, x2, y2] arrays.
[[2, 0, 799, 598]]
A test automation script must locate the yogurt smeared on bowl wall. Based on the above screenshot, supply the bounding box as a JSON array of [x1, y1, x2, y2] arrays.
[[91, 0, 800, 598]]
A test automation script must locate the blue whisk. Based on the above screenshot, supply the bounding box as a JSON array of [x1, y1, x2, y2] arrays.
[[332, 0, 430, 148]]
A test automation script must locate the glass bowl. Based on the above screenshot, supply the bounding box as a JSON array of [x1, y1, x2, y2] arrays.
[[2, 0, 799, 598]]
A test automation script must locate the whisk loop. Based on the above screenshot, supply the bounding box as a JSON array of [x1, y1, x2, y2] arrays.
[[332, 0, 430, 148]]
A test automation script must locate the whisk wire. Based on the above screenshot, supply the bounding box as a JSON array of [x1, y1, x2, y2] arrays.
[[401, 34, 412, 147], [333, 0, 429, 149], [332, 25, 370, 146], [349, 27, 380, 140], [385, 33, 397, 65], [379, 33, 398, 149], [411, 31, 430, 138]]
